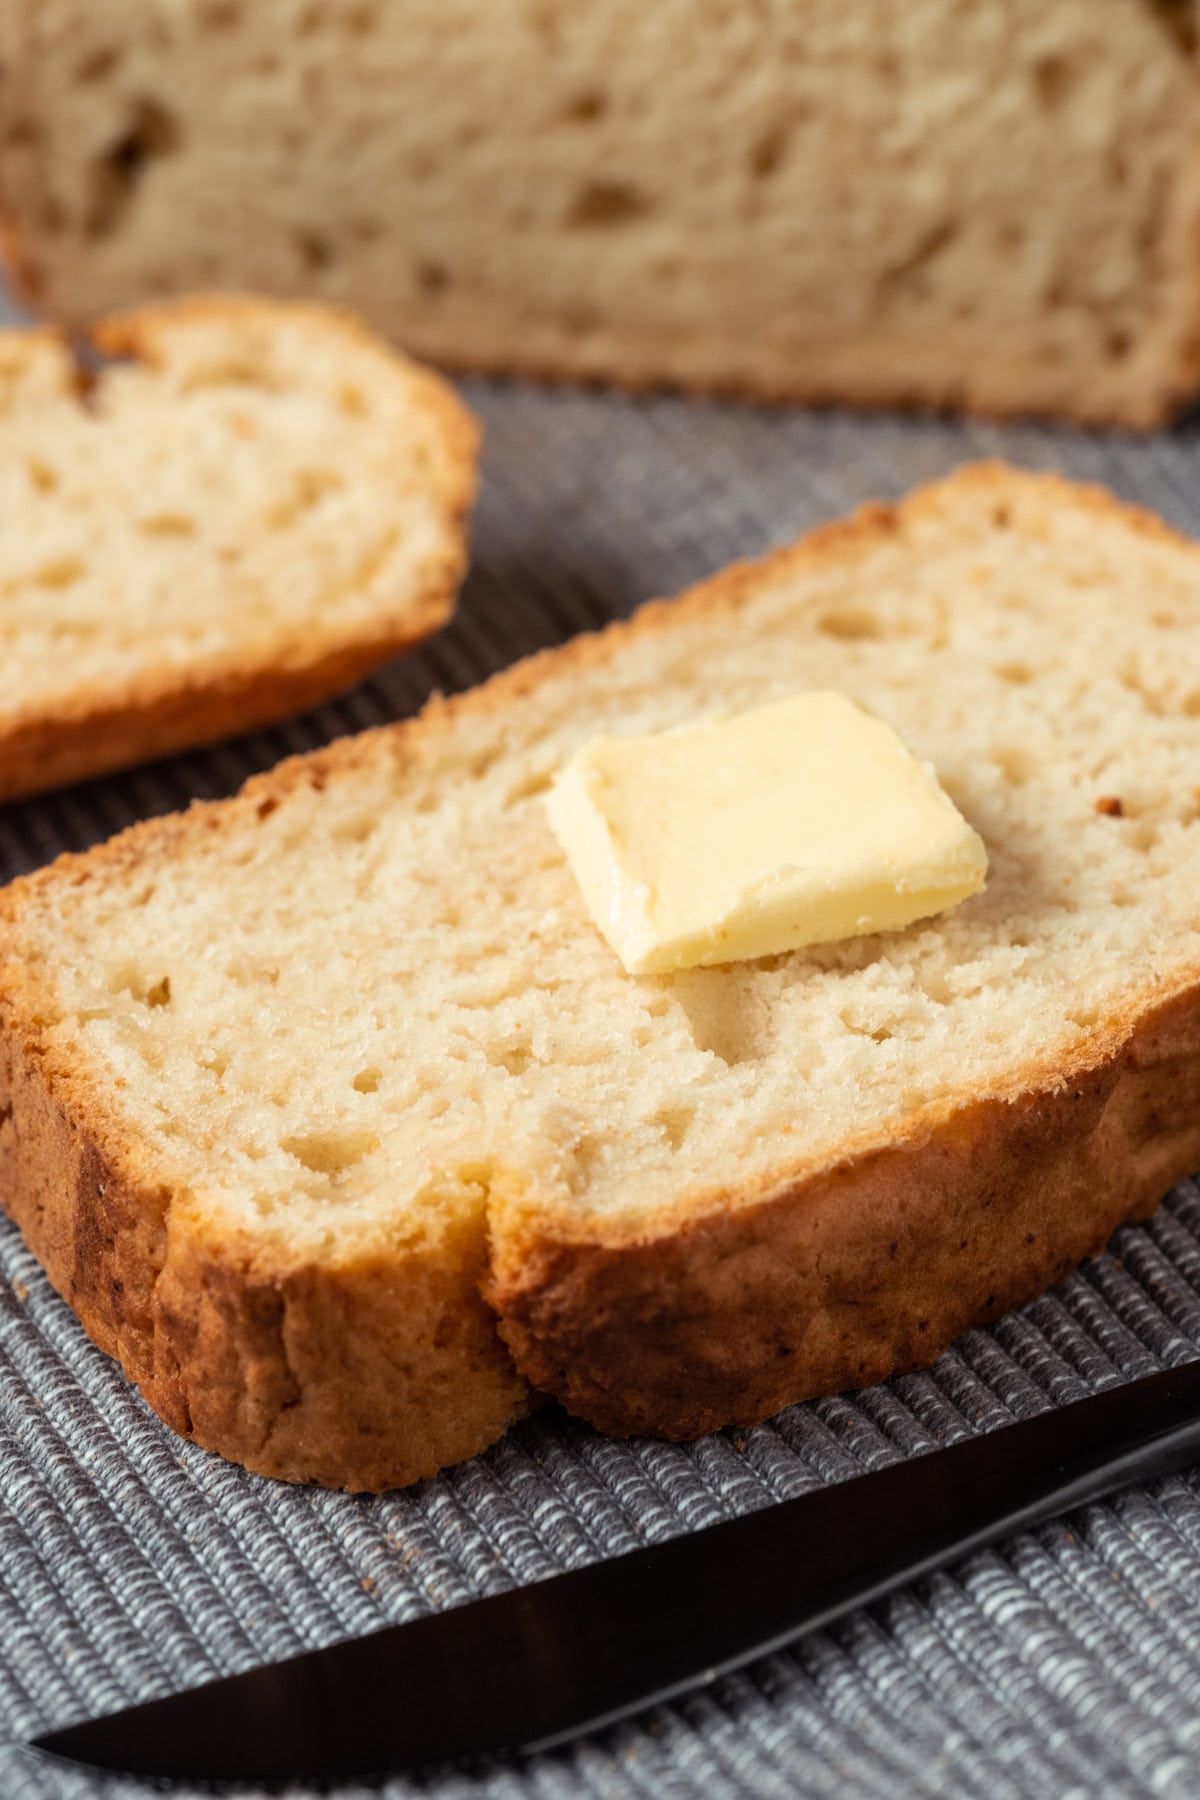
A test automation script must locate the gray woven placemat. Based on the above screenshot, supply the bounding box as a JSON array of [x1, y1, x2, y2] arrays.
[[5, 290, 1200, 1798]]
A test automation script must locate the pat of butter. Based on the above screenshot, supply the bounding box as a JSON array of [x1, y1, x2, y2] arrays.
[[545, 691, 987, 975]]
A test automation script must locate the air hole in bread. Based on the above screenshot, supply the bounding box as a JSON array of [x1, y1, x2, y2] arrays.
[[76, 46, 122, 84], [653, 1106, 695, 1152], [1124, 816, 1161, 853], [139, 512, 196, 538], [352, 1067, 381, 1094], [265, 466, 344, 530], [1032, 55, 1073, 112], [1119, 666, 1170, 716], [416, 261, 450, 295], [563, 90, 608, 124], [32, 556, 83, 589], [86, 99, 181, 239], [879, 219, 960, 294], [1148, 0, 1199, 56], [991, 745, 1038, 786], [566, 180, 650, 229], [995, 660, 1033, 685], [25, 458, 59, 494], [818, 609, 882, 641], [503, 769, 554, 808], [199, 0, 241, 29], [749, 124, 791, 179], [106, 964, 170, 1005], [669, 969, 770, 1066], [282, 1127, 379, 1176], [296, 229, 332, 273], [333, 812, 378, 845]]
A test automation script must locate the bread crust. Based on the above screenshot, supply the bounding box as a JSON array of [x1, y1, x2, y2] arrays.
[[0, 295, 479, 803], [2, 464, 1199, 1486], [0, 976, 531, 1490], [407, 315, 1200, 433], [485, 986, 1200, 1437]]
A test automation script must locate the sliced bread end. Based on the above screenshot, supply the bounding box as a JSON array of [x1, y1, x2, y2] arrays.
[[0, 293, 478, 802]]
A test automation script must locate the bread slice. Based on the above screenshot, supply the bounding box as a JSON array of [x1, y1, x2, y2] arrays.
[[3, 4, 1200, 426], [4, 463, 1200, 1492], [0, 295, 476, 801]]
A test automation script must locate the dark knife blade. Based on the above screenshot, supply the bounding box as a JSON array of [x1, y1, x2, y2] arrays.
[[31, 1360, 1200, 1785]]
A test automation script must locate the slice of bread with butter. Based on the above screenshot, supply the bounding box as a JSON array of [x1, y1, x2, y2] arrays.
[[0, 296, 476, 801], [3, 462, 1200, 1491]]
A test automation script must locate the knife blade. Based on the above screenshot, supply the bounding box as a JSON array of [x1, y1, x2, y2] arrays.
[[31, 1360, 1200, 1785]]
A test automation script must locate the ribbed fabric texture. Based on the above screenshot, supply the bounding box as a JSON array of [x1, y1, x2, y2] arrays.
[[4, 294, 1200, 1796]]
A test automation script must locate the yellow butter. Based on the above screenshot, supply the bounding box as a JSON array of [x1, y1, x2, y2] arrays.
[[545, 691, 987, 975]]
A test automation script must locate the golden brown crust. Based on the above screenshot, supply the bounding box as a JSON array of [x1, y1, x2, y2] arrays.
[[416, 338, 1185, 432], [485, 986, 1200, 1437], [0, 295, 479, 803], [2, 464, 1199, 1486], [0, 987, 531, 1490], [0, 629, 436, 806]]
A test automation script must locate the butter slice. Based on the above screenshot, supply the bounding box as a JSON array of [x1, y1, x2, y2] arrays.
[[545, 691, 987, 975]]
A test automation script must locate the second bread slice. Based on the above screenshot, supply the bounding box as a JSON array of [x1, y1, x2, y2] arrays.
[[0, 295, 477, 800]]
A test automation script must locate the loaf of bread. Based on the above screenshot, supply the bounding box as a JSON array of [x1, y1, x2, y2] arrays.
[[0, 295, 476, 800], [3, 463, 1200, 1491], [2, 3, 1199, 425]]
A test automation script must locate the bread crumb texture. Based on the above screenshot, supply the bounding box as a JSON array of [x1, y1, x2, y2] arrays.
[[0, 296, 476, 799], [4, 465, 1200, 1488], [3, 1, 1200, 422]]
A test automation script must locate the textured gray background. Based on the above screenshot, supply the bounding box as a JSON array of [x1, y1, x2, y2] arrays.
[[5, 283, 1200, 1798]]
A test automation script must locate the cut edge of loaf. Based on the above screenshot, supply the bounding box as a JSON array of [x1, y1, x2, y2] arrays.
[[3, 463, 1200, 1488], [4, 4, 1200, 434], [0, 293, 479, 803]]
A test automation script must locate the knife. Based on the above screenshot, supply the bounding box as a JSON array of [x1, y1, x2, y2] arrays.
[[30, 1360, 1200, 1785]]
